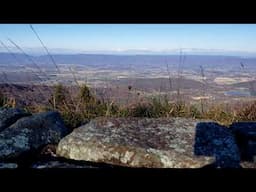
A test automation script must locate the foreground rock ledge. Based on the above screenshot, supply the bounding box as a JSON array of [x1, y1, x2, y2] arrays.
[[57, 117, 214, 168]]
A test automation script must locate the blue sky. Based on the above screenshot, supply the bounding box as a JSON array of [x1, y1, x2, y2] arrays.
[[0, 24, 256, 54]]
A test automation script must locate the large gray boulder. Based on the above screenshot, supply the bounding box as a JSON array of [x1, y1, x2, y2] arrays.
[[194, 122, 240, 168], [0, 111, 69, 160], [57, 117, 214, 168], [0, 108, 31, 132]]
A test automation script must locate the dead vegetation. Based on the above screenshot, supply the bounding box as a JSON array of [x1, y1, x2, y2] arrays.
[[0, 32, 255, 129], [1, 83, 255, 129]]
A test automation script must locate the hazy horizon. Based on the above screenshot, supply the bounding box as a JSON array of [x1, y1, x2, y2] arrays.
[[1, 48, 256, 58], [0, 24, 256, 57]]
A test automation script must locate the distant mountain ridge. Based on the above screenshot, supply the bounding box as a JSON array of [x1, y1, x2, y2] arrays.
[[0, 52, 256, 71], [1, 46, 256, 57]]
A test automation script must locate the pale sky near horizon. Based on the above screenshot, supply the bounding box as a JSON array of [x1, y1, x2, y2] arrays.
[[0, 24, 255, 53]]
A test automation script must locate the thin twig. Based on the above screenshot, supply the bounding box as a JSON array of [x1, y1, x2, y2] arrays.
[[7, 38, 51, 82], [29, 24, 61, 74]]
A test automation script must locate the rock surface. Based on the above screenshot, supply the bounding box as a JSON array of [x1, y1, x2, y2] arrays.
[[240, 161, 256, 168], [0, 108, 31, 132], [0, 111, 69, 160], [57, 117, 214, 168], [194, 122, 240, 168]]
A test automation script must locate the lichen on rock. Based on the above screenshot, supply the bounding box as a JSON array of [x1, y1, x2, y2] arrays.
[[57, 117, 214, 168]]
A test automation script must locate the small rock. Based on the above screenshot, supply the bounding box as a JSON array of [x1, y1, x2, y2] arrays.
[[40, 144, 57, 157], [0, 108, 31, 132]]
